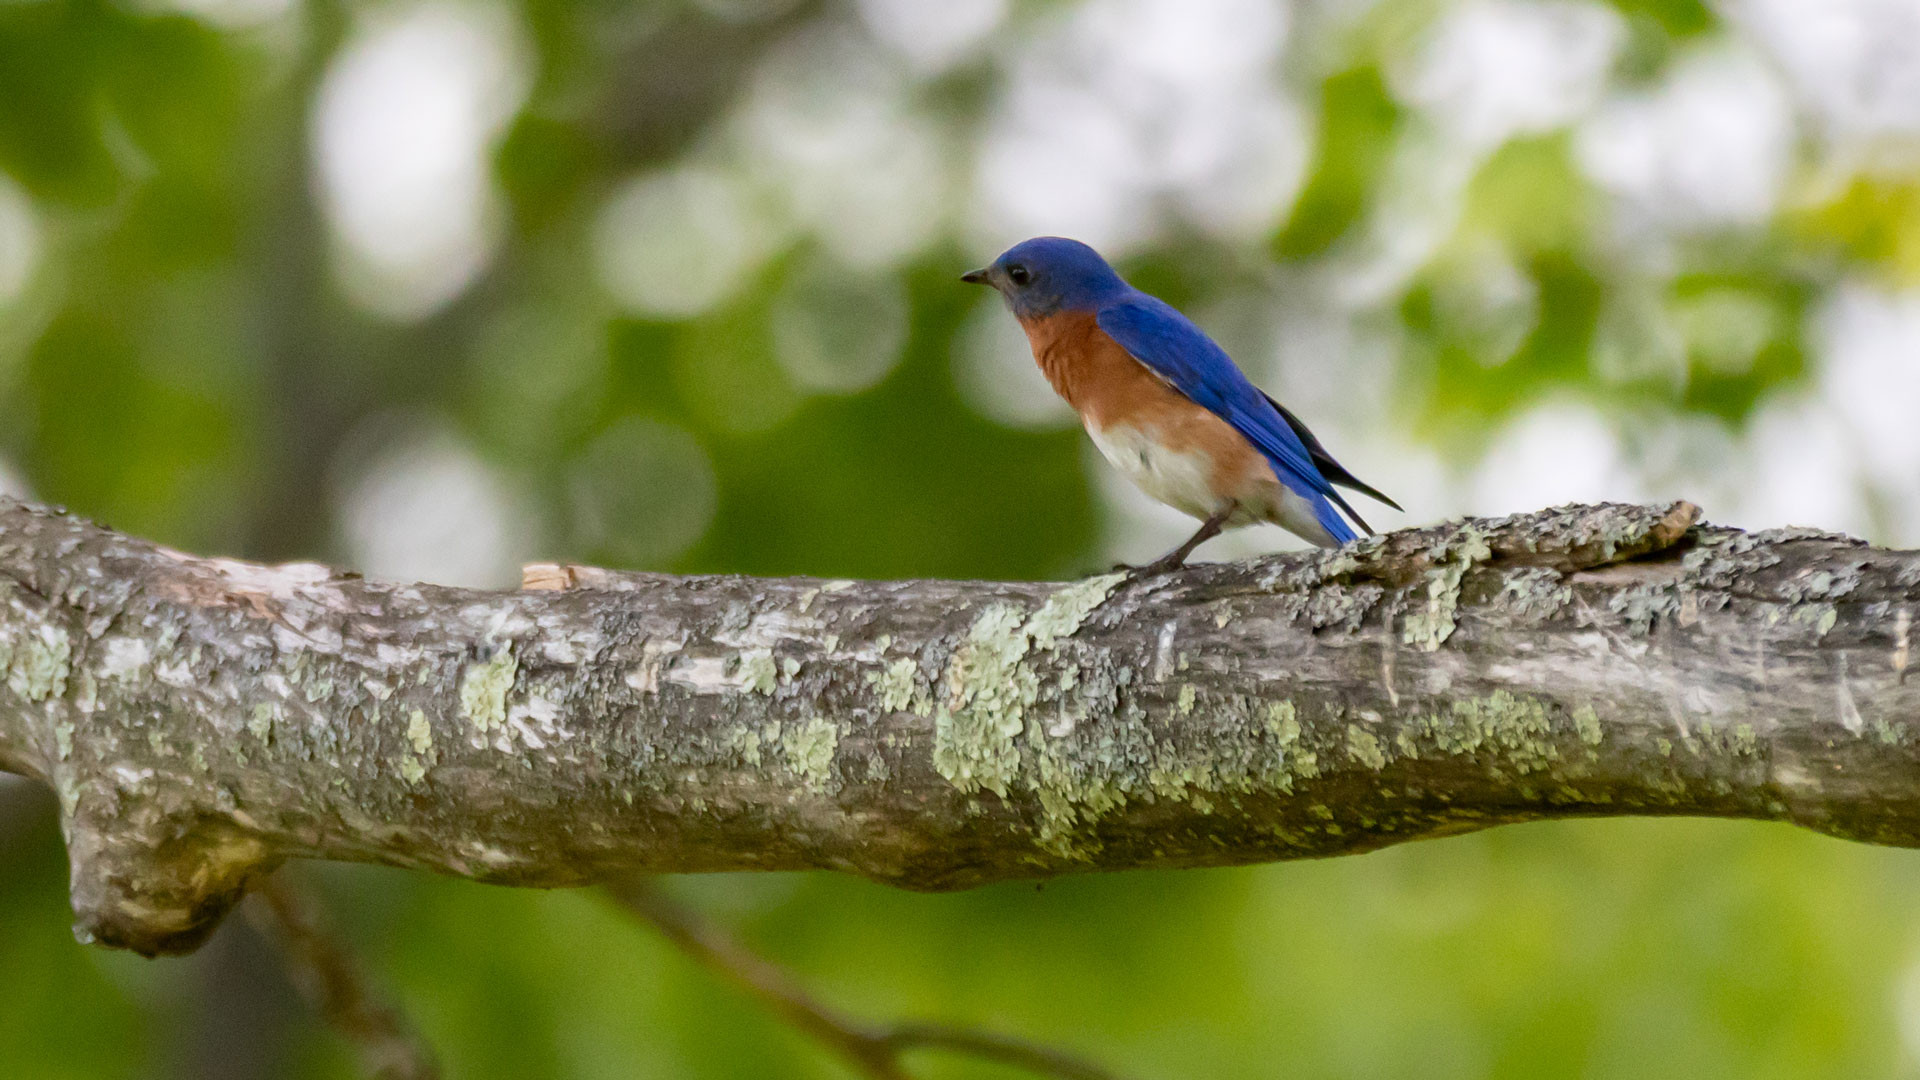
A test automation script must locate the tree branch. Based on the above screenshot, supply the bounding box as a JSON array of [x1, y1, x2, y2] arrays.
[[245, 871, 439, 1080], [605, 878, 1117, 1080], [2, 495, 1917, 957]]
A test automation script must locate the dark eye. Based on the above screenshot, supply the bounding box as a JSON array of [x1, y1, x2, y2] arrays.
[[1006, 264, 1031, 286]]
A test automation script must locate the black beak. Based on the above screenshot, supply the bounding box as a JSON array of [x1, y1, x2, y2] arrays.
[[960, 267, 991, 285]]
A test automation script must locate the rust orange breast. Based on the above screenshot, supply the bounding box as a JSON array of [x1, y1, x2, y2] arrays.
[[1018, 310, 1163, 426], [1016, 309, 1271, 497]]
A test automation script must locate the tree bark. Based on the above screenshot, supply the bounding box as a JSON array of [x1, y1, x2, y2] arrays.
[[1, 495, 1916, 957]]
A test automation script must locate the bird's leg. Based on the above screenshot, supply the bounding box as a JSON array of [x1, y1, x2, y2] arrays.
[[1117, 504, 1234, 575]]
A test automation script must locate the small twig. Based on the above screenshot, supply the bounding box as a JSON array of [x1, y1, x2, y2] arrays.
[[246, 872, 440, 1080], [879, 1023, 1119, 1080], [604, 878, 1123, 1080]]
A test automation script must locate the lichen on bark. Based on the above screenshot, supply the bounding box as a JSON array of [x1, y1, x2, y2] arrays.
[[5, 496, 1920, 957]]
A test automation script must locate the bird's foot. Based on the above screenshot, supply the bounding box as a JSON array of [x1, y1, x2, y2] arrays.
[[1107, 506, 1231, 579], [1110, 554, 1187, 578]]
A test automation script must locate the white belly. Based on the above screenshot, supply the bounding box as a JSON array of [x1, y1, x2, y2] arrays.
[[1086, 422, 1338, 547], [1087, 423, 1235, 521]]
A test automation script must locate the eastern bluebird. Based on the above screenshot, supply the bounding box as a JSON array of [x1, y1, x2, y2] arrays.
[[964, 236, 1397, 570]]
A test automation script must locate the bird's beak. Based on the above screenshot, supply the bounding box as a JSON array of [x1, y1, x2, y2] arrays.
[[960, 267, 991, 285]]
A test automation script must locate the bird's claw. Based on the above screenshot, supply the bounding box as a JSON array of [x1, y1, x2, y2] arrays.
[[1109, 557, 1185, 579]]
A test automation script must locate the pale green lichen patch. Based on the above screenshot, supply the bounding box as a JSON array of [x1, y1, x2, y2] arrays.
[[935, 580, 1117, 798], [1402, 528, 1491, 651], [459, 647, 518, 734], [1147, 752, 1217, 807], [1024, 574, 1122, 649], [1423, 691, 1558, 774], [1267, 701, 1320, 780], [737, 649, 779, 695], [1497, 567, 1574, 620], [407, 709, 434, 755], [1347, 725, 1388, 770], [249, 703, 276, 744], [1573, 705, 1603, 748], [1033, 744, 1128, 858], [870, 657, 921, 713], [1032, 693, 1326, 860], [1055, 665, 1080, 699], [932, 578, 1240, 852], [1177, 684, 1197, 715], [931, 574, 1123, 801], [1268, 699, 1317, 781], [728, 724, 764, 766], [782, 718, 839, 793], [1788, 562, 1863, 602], [6, 622, 71, 703], [1786, 603, 1840, 638], [1686, 721, 1761, 760], [399, 709, 435, 786], [1310, 545, 1367, 583], [933, 604, 1034, 797], [1266, 701, 1299, 742]]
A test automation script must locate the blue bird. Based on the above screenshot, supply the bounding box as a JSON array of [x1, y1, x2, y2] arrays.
[[963, 237, 1398, 570]]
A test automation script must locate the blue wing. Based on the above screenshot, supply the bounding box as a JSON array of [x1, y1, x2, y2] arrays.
[[1095, 294, 1358, 544]]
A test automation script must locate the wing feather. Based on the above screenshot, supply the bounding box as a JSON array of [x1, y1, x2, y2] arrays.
[[1263, 392, 1402, 513], [1095, 297, 1358, 543]]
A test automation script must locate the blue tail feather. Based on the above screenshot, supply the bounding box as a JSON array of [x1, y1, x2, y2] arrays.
[[1308, 490, 1358, 545]]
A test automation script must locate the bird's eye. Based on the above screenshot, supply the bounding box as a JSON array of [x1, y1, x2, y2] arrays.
[[1006, 264, 1031, 286]]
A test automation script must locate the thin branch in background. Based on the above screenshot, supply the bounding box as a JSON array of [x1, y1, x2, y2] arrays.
[[604, 877, 1122, 1080], [245, 872, 440, 1080]]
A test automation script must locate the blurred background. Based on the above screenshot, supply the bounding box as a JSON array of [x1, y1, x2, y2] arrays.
[[3, 0, 1920, 1075]]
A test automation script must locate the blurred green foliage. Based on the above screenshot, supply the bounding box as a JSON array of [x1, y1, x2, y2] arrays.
[[4, 0, 1920, 1077]]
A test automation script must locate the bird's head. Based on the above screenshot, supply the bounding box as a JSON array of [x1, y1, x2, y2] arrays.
[[961, 236, 1129, 319]]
